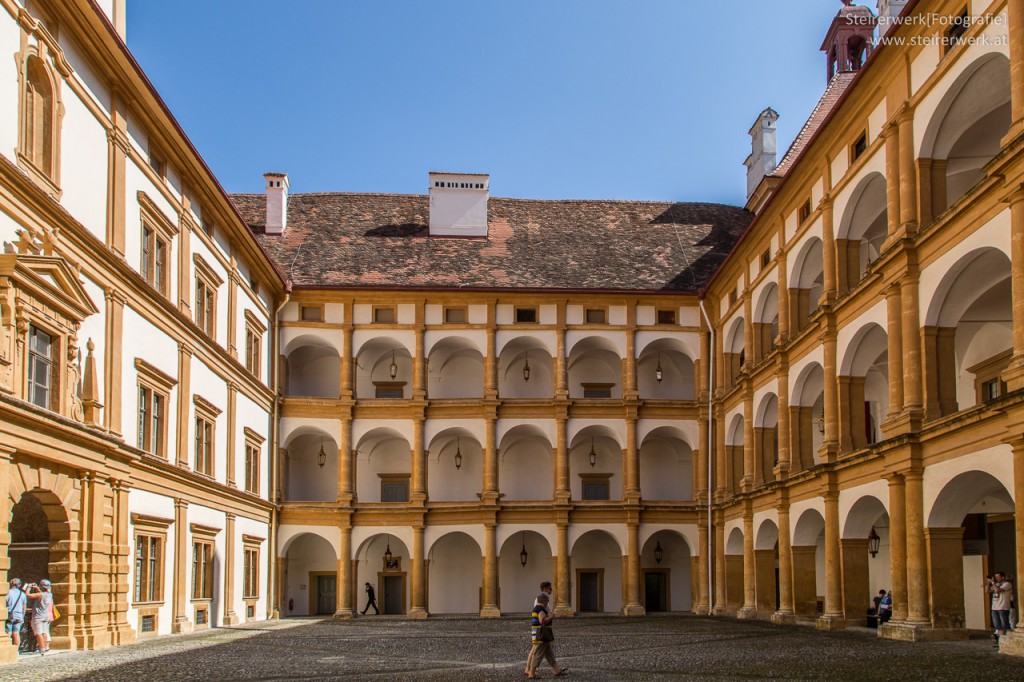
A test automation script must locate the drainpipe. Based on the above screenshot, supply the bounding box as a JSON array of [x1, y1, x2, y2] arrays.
[[268, 282, 291, 618], [699, 299, 714, 616]]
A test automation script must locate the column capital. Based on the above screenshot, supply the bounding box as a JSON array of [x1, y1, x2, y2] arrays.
[[174, 498, 189, 510]]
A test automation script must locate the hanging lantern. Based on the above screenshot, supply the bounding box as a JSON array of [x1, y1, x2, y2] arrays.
[[523, 352, 531, 382], [520, 532, 528, 567], [655, 353, 664, 383], [654, 535, 664, 564], [384, 536, 393, 565], [389, 350, 398, 379], [317, 438, 327, 468], [454, 437, 463, 470], [868, 526, 881, 558], [589, 437, 597, 467]]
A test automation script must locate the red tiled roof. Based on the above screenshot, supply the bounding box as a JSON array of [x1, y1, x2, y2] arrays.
[[772, 71, 857, 178], [231, 193, 752, 292]]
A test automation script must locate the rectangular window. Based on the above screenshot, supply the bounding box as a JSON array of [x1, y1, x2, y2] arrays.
[[245, 328, 262, 378], [374, 382, 405, 399], [761, 249, 771, 270], [27, 325, 54, 410], [243, 547, 259, 598], [200, 217, 214, 237], [140, 614, 155, 633], [134, 534, 163, 603], [148, 148, 166, 178], [192, 541, 214, 600], [798, 200, 812, 224], [373, 306, 396, 324], [444, 307, 467, 324], [515, 307, 537, 323], [141, 226, 168, 294], [581, 476, 611, 501], [851, 132, 868, 161], [380, 476, 410, 503], [194, 415, 214, 475], [300, 305, 323, 322], [195, 276, 215, 336], [244, 441, 260, 494], [584, 308, 606, 324], [944, 9, 969, 55], [581, 383, 613, 399], [137, 386, 167, 456], [656, 309, 677, 325]]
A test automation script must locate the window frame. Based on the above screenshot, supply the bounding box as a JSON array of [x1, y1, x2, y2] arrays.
[[244, 310, 267, 379], [193, 254, 224, 339], [850, 131, 868, 162], [138, 192, 178, 297], [299, 304, 324, 322], [16, 45, 63, 198], [581, 382, 614, 399], [190, 523, 220, 605], [243, 428, 265, 495], [135, 358, 177, 458], [379, 474, 410, 503], [26, 322, 57, 411], [373, 305, 397, 324], [584, 307, 607, 324], [514, 307, 538, 324], [130, 513, 171, 607], [580, 474, 612, 501], [656, 309, 677, 325], [242, 535, 264, 600], [193, 395, 222, 477], [443, 306, 467, 324]]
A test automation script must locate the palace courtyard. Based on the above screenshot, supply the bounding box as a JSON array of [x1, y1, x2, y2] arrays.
[[0, 616, 1022, 681]]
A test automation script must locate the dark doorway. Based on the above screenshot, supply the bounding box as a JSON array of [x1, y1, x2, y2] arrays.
[[315, 575, 336, 615], [382, 575, 404, 614], [644, 571, 668, 612], [578, 571, 600, 612]]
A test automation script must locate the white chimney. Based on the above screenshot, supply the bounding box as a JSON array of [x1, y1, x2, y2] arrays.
[[264, 172, 289, 235], [744, 108, 779, 201], [877, 1, 909, 36], [428, 172, 489, 237]]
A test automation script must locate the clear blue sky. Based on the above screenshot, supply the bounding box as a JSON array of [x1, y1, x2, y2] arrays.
[[126, 1, 847, 205]]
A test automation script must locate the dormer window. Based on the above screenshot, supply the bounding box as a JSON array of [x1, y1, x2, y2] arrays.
[[27, 325, 55, 410]]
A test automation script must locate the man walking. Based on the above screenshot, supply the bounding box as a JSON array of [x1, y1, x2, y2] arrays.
[[525, 582, 555, 674], [362, 582, 379, 615]]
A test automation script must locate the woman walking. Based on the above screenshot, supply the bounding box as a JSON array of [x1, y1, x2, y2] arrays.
[[526, 592, 567, 678]]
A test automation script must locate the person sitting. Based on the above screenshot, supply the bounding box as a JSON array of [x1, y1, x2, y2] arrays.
[[878, 590, 892, 623]]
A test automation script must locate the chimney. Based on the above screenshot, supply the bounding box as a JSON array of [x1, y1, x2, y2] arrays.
[[264, 172, 289, 235], [428, 172, 489, 237], [876, 0, 908, 35], [744, 108, 779, 201]]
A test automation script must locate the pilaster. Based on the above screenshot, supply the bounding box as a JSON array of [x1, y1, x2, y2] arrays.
[[223, 513, 239, 625]]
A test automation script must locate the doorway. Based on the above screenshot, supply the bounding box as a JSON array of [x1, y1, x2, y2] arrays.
[[381, 574, 405, 614], [314, 574, 336, 615], [577, 570, 603, 612], [643, 570, 669, 612]]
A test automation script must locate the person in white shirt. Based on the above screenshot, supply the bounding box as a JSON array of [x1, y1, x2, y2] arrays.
[[988, 572, 1013, 645]]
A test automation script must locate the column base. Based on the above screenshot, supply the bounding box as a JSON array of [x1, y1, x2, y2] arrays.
[[998, 630, 1024, 655], [223, 612, 240, 626], [712, 605, 736, 617], [878, 622, 967, 642], [736, 606, 758, 620], [622, 604, 646, 617], [479, 606, 501, 618], [0, 641, 17, 664], [553, 605, 575, 618], [333, 609, 355, 619], [172, 616, 192, 634], [694, 602, 712, 616], [816, 614, 846, 631], [770, 610, 796, 625], [407, 608, 429, 620]]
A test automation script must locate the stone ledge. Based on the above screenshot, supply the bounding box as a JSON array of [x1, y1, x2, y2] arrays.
[[878, 622, 968, 642]]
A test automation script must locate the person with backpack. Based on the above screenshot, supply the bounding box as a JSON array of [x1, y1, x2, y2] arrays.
[[4, 579, 26, 648]]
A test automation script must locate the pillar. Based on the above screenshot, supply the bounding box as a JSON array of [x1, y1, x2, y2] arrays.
[[715, 406, 728, 499], [413, 323, 426, 399], [411, 417, 426, 502], [226, 384, 238, 486], [1007, 0, 1024, 141], [224, 513, 238, 625], [108, 479, 133, 643], [555, 325, 568, 399], [818, 490, 844, 629], [821, 328, 839, 460], [624, 412, 639, 500], [837, 376, 854, 453], [554, 523, 572, 617], [742, 396, 754, 490], [849, 377, 867, 450], [624, 308, 637, 399], [713, 521, 729, 615], [338, 410, 353, 501], [103, 290, 125, 435], [916, 158, 934, 229], [821, 200, 837, 303], [773, 502, 795, 623], [1003, 189, 1024, 391], [1002, 439, 1024, 653], [480, 524, 500, 617], [737, 512, 757, 618], [840, 539, 869, 622], [335, 526, 354, 617], [105, 94, 128, 256], [697, 516, 710, 614], [754, 548, 776, 615], [883, 121, 901, 237], [555, 409, 569, 502], [900, 273, 924, 425], [904, 472, 929, 625], [886, 474, 908, 624], [776, 362, 791, 477], [340, 321, 353, 399], [483, 405, 499, 502], [623, 524, 644, 616], [897, 107, 918, 234], [484, 318, 497, 398], [171, 499, 191, 633], [409, 525, 427, 618], [925, 527, 966, 631], [777, 244, 790, 341], [882, 284, 905, 432]]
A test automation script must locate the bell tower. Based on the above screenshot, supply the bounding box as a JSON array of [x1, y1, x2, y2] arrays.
[[820, 1, 878, 83]]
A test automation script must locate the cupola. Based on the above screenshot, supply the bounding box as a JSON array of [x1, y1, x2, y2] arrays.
[[821, 1, 877, 83]]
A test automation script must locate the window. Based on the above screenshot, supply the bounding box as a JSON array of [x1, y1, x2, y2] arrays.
[[374, 381, 405, 399], [27, 325, 55, 410], [243, 428, 265, 495], [148, 146, 166, 179], [193, 255, 223, 338], [300, 305, 323, 322], [373, 306, 396, 324], [969, 350, 1011, 406], [135, 358, 176, 458], [515, 307, 538, 323], [380, 475, 410, 502], [191, 531, 217, 600], [761, 249, 771, 270], [944, 9, 969, 55], [243, 544, 260, 599], [444, 307, 467, 324], [798, 200, 812, 224], [193, 395, 221, 477], [140, 614, 155, 633], [244, 311, 266, 379], [851, 131, 868, 161], [200, 217, 214, 238], [20, 54, 59, 183], [140, 226, 168, 294], [581, 383, 614, 399], [580, 475, 611, 501], [585, 308, 606, 324], [729, 289, 738, 306], [134, 535, 163, 603], [656, 309, 677, 325]]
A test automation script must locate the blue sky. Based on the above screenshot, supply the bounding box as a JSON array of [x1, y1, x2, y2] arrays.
[[127, 1, 846, 205]]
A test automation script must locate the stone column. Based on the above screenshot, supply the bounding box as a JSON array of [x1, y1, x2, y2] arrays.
[[821, 326, 839, 461], [555, 407, 570, 502], [341, 322, 353, 399], [555, 326, 568, 399], [105, 94, 129, 256], [554, 523, 572, 617], [335, 525, 354, 617], [226, 384, 238, 487], [411, 417, 426, 502], [775, 361, 791, 477], [224, 513, 238, 625], [227, 271, 239, 358], [818, 490, 844, 629], [713, 520, 728, 615], [821, 200, 837, 303], [624, 411, 640, 501], [742, 395, 754, 491], [773, 501, 795, 623], [743, 292, 754, 369], [409, 525, 427, 618], [171, 499, 191, 633], [883, 121, 901, 237], [777, 244, 790, 342], [904, 471, 929, 625], [109, 479, 133, 644], [900, 273, 924, 427], [737, 511, 757, 618], [697, 516, 710, 614], [715, 406, 728, 499], [623, 523, 644, 616], [1003, 189, 1024, 391], [484, 319, 497, 398], [1007, 0, 1024, 141], [882, 284, 905, 432], [1002, 439, 1024, 653], [885, 474, 908, 624], [624, 309, 637, 399], [413, 324, 426, 400], [897, 108, 918, 234], [483, 405, 499, 502], [837, 376, 854, 453], [925, 527, 966, 631], [338, 409, 353, 501], [480, 523, 500, 617]]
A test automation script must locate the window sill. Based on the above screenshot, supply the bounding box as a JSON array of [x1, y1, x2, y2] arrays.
[[16, 152, 62, 201]]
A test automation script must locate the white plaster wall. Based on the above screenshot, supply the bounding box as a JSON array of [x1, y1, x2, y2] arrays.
[[637, 420, 697, 449], [424, 329, 485, 355], [426, 438, 481, 501], [191, 357, 227, 481], [956, 321, 1013, 409], [495, 330, 556, 357], [923, 443, 1015, 525], [866, 526, 891, 609], [963, 555, 986, 630], [58, 88, 108, 240], [639, 440, 691, 501], [280, 525, 341, 559], [565, 330, 625, 358], [0, 14, 19, 161], [639, 524, 699, 557], [635, 331, 698, 359], [283, 533, 336, 617], [499, 531, 554, 613], [356, 438, 411, 503], [786, 216, 823, 281], [569, 443, 621, 500], [836, 304, 888, 373], [427, 532, 482, 614], [788, 348, 825, 404], [352, 329, 414, 357], [281, 418, 340, 449], [0, 211, 21, 245], [126, 490, 176, 635], [281, 327, 343, 356], [832, 150, 886, 232], [567, 353, 621, 398], [499, 438, 553, 501], [121, 307, 179, 458], [425, 420, 485, 447], [235, 516, 270, 620], [567, 419, 625, 446], [286, 433, 338, 502], [570, 531, 622, 612]]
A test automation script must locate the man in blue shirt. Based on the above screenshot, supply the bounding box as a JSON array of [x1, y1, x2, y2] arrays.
[[5, 578, 26, 648]]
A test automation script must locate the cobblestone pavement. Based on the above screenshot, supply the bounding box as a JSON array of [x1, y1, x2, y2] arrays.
[[1, 616, 1023, 681]]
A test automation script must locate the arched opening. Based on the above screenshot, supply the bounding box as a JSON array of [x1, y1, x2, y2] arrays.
[[355, 338, 411, 400], [282, 533, 337, 617], [921, 54, 1011, 215], [283, 429, 339, 502], [842, 496, 891, 624], [754, 394, 779, 485], [790, 364, 825, 471], [567, 336, 622, 399], [285, 336, 340, 398], [356, 429, 411, 503], [499, 531, 553, 614], [499, 337, 554, 399], [753, 284, 780, 364], [640, 531, 691, 612], [724, 318, 745, 387], [355, 534, 411, 615], [570, 530, 622, 614], [427, 533, 482, 614], [637, 339, 695, 400], [569, 426, 622, 501], [839, 324, 889, 450], [726, 414, 745, 494], [638, 427, 692, 501], [427, 337, 484, 399], [754, 520, 780, 615], [724, 528, 745, 613], [790, 238, 824, 332], [498, 425, 553, 501], [792, 509, 826, 620], [836, 173, 887, 292], [426, 428, 481, 502], [923, 248, 1012, 420], [926, 470, 1015, 632]]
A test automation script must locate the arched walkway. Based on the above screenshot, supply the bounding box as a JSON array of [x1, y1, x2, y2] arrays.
[[426, 429, 481, 501], [638, 427, 692, 501], [841, 495, 890, 622], [754, 519, 779, 615], [427, 532, 482, 614], [499, 337, 554, 399], [836, 173, 887, 292], [724, 527, 745, 612], [282, 533, 337, 617], [499, 425, 553, 501], [792, 509, 825, 619], [640, 531, 692, 612], [499, 531, 553, 613], [355, 534, 411, 615], [427, 337, 484, 399], [571, 530, 622, 613]]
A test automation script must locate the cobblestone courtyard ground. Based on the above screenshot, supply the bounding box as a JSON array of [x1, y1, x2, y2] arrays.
[[1, 616, 1023, 681]]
